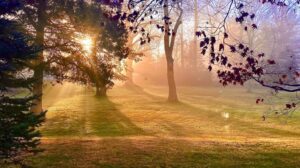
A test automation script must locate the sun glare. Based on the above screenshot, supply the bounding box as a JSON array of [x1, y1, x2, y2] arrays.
[[80, 36, 93, 54]]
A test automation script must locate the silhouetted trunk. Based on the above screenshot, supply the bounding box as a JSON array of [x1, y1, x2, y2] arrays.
[[96, 85, 100, 96], [163, 0, 182, 102], [31, 0, 46, 114], [166, 51, 178, 102], [89, 36, 107, 97], [95, 85, 107, 97], [31, 65, 44, 114]]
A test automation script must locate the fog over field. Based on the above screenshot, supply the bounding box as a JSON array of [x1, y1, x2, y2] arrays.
[[1, 0, 300, 168]]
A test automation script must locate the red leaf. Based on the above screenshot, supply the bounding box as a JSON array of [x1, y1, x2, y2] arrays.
[[208, 65, 212, 71], [267, 60, 276, 65]]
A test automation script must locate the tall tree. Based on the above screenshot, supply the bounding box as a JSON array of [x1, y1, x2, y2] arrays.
[[0, 1, 45, 166], [127, 0, 183, 102], [163, 0, 182, 102], [64, 1, 129, 97], [126, 0, 299, 104], [8, 0, 77, 113], [9, 0, 119, 112]]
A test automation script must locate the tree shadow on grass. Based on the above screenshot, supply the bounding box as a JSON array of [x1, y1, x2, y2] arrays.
[[88, 96, 146, 136], [41, 93, 145, 137], [126, 85, 300, 138]]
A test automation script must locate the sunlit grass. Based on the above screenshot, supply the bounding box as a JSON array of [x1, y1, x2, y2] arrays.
[[41, 84, 144, 137], [5, 83, 300, 168], [23, 138, 300, 168], [40, 83, 300, 139]]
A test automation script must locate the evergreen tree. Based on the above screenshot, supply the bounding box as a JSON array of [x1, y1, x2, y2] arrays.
[[0, 1, 45, 166], [6, 0, 125, 112]]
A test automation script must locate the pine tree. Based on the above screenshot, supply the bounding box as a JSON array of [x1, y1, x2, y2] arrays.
[[0, 1, 45, 166]]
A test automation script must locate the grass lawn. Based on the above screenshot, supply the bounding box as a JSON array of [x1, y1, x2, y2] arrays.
[[3, 83, 300, 168]]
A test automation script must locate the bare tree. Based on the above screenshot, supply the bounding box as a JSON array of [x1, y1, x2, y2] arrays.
[[127, 0, 183, 102]]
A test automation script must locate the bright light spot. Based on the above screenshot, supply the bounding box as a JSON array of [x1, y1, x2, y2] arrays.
[[222, 112, 230, 119], [79, 36, 93, 54]]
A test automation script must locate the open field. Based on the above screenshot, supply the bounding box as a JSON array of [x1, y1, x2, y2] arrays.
[[4, 83, 300, 168]]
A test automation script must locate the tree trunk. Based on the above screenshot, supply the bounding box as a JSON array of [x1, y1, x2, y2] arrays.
[[166, 53, 178, 102], [31, 0, 46, 114], [100, 87, 107, 97], [95, 85, 107, 97], [96, 85, 100, 96], [89, 36, 106, 97], [31, 66, 44, 113], [163, 0, 182, 102]]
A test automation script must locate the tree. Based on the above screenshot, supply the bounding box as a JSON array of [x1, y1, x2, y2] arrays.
[[5, 0, 75, 113], [0, 1, 45, 166], [125, 0, 300, 106], [162, 0, 183, 102], [196, 0, 300, 113], [197, 0, 300, 91], [63, 1, 129, 97], [127, 0, 183, 102], [6, 0, 106, 113], [7, 0, 117, 112]]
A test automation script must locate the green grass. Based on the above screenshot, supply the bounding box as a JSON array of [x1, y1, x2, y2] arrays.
[[42, 94, 144, 137], [3, 83, 300, 168], [22, 139, 300, 168]]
